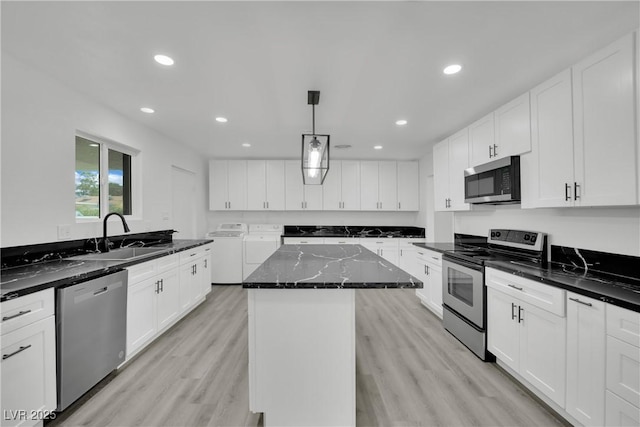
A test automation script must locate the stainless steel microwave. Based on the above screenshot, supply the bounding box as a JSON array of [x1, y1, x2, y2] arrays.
[[464, 156, 521, 204]]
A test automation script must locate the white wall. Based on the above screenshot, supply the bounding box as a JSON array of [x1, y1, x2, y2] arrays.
[[454, 205, 640, 256], [1, 54, 209, 247]]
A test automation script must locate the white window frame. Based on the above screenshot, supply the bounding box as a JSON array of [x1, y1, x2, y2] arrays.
[[75, 130, 142, 222]]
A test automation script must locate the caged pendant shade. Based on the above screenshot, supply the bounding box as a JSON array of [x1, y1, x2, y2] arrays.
[[301, 90, 330, 185]]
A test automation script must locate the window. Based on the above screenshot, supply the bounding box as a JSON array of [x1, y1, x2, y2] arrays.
[[75, 134, 137, 218]]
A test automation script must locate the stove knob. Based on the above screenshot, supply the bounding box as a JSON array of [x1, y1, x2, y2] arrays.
[[491, 231, 496, 238], [524, 234, 530, 241], [531, 235, 537, 243], [495, 231, 501, 239]]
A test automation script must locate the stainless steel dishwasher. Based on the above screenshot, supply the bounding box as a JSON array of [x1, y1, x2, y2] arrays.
[[56, 269, 127, 411]]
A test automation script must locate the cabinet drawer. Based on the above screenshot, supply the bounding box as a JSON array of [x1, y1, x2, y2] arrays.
[[415, 248, 442, 266], [607, 304, 640, 347], [1, 288, 54, 336], [127, 259, 157, 284], [606, 335, 640, 408], [282, 238, 322, 245], [486, 268, 565, 316], [323, 238, 360, 244], [179, 247, 203, 263], [605, 390, 640, 427], [157, 253, 179, 273]]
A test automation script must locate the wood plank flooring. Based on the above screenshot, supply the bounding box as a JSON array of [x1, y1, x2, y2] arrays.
[[50, 286, 566, 427]]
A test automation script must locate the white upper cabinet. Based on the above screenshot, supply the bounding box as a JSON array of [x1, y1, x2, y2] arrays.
[[434, 130, 471, 212], [247, 160, 285, 210], [572, 33, 637, 207], [322, 160, 361, 210], [285, 160, 323, 210], [469, 112, 495, 167], [522, 69, 575, 208], [360, 161, 398, 211], [209, 160, 247, 210], [493, 92, 532, 160], [397, 161, 420, 211]]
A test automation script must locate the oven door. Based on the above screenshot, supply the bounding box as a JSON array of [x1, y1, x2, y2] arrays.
[[442, 258, 484, 328]]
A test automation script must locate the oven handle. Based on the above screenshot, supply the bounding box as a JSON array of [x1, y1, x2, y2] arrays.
[[442, 257, 483, 272]]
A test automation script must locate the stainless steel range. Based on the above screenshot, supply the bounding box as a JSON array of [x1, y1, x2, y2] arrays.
[[442, 229, 547, 360]]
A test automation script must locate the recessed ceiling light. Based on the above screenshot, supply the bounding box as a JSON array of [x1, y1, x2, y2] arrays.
[[443, 64, 462, 75], [215, 117, 228, 123], [374, 145, 383, 150], [395, 119, 408, 126], [140, 107, 155, 114], [154, 54, 174, 66], [242, 143, 251, 148]]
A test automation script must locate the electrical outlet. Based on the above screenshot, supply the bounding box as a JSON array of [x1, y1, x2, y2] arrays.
[[57, 224, 72, 240]]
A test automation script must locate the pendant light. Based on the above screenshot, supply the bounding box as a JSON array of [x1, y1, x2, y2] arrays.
[[301, 90, 330, 185]]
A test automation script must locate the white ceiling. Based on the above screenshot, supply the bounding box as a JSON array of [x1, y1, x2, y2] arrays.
[[2, 1, 639, 161]]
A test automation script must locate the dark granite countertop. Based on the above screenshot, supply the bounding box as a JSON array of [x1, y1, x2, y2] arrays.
[[282, 225, 425, 238], [243, 244, 422, 289], [1, 239, 212, 302], [412, 242, 460, 253], [486, 260, 640, 313]]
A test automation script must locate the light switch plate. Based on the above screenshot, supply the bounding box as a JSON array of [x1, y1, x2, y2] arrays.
[[57, 224, 72, 240]]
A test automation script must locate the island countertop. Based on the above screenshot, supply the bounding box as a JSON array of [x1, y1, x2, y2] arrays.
[[243, 244, 422, 289]]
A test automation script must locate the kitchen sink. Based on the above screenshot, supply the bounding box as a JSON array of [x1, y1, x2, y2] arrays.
[[72, 247, 167, 261]]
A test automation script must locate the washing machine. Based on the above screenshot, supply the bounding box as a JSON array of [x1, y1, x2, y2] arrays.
[[206, 223, 247, 284], [243, 224, 283, 280]]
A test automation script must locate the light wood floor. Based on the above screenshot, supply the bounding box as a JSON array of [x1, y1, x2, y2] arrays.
[[50, 286, 566, 427]]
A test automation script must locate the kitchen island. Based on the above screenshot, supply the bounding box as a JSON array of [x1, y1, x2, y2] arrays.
[[243, 244, 421, 427]]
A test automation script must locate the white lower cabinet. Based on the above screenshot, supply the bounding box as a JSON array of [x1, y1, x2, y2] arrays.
[[1, 289, 56, 427], [127, 246, 211, 360], [486, 269, 566, 407], [397, 239, 426, 274], [413, 248, 443, 318], [360, 239, 398, 265], [605, 304, 640, 425], [566, 292, 606, 426]]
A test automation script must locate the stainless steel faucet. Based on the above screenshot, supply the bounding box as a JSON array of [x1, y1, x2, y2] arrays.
[[101, 212, 131, 252]]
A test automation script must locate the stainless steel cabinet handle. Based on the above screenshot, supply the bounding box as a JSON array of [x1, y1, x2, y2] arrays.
[[3, 345, 32, 360], [426, 265, 430, 275], [565, 183, 571, 201], [2, 310, 31, 322], [511, 303, 517, 320], [398, 202, 401, 209], [574, 182, 580, 200], [417, 252, 424, 255], [267, 201, 269, 209], [493, 144, 498, 157], [155, 281, 160, 294], [263, 202, 265, 208], [424, 265, 427, 274], [489, 145, 493, 158], [400, 249, 403, 256], [204, 259, 208, 268], [228, 202, 231, 209], [569, 297, 592, 307], [508, 284, 524, 291], [518, 306, 524, 324], [432, 256, 439, 260]]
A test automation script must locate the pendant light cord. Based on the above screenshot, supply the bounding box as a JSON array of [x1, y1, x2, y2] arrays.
[[312, 104, 316, 136]]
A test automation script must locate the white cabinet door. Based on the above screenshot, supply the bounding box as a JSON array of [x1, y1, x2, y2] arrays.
[[360, 161, 379, 210], [179, 262, 197, 313], [227, 161, 247, 210], [448, 129, 471, 211], [487, 288, 520, 371], [126, 277, 158, 356], [200, 246, 212, 295], [209, 160, 229, 210], [322, 160, 342, 210], [304, 185, 323, 210], [397, 161, 419, 211], [433, 139, 450, 212], [246, 160, 267, 210], [285, 160, 305, 210], [378, 161, 398, 211], [156, 269, 181, 332], [519, 301, 566, 407], [524, 69, 575, 208], [360, 240, 398, 265], [566, 293, 606, 426], [414, 259, 430, 304], [606, 336, 640, 408], [469, 113, 495, 167], [340, 161, 361, 210], [265, 160, 285, 210], [573, 33, 637, 207], [494, 92, 531, 158], [1, 316, 56, 427]]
